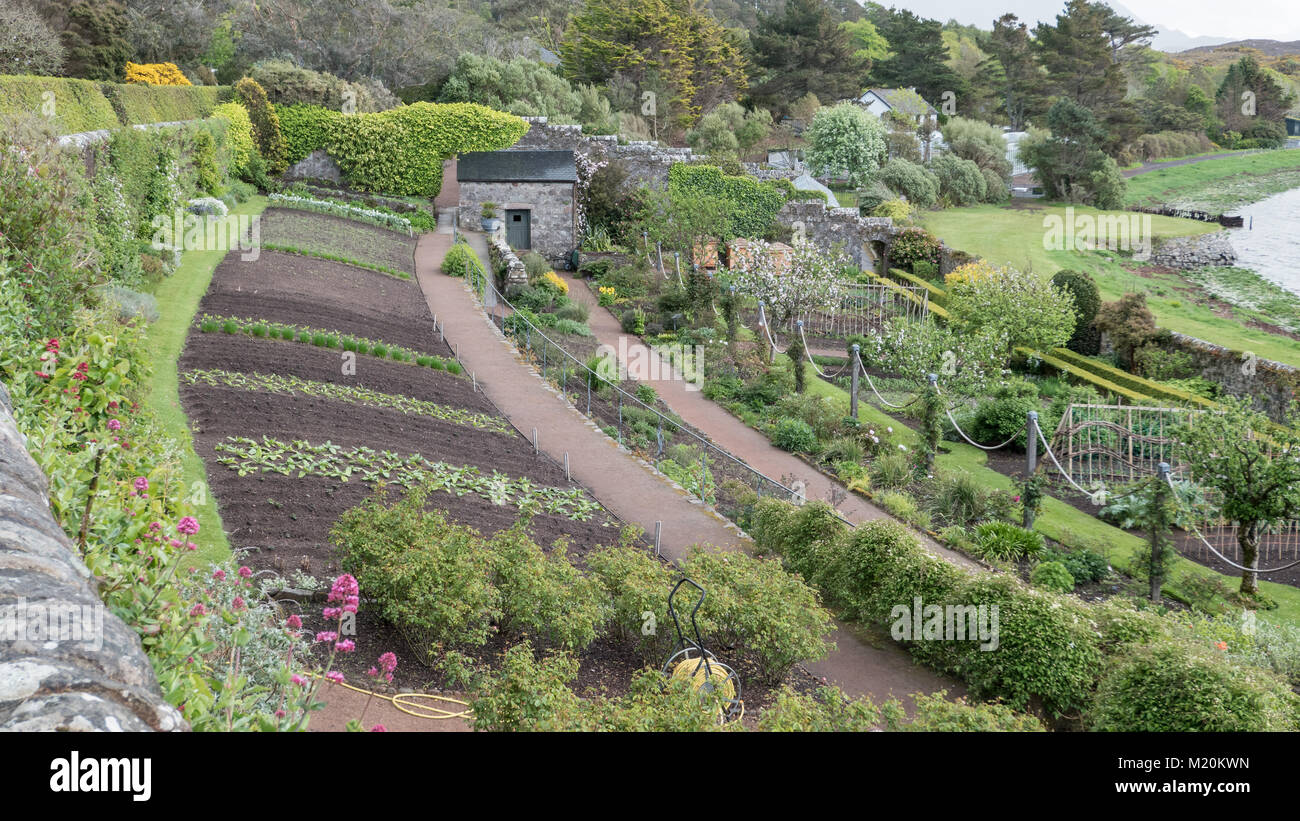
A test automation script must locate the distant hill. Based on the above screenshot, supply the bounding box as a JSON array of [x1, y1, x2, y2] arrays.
[[1180, 39, 1300, 57]]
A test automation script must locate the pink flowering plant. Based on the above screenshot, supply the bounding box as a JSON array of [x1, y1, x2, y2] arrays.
[[290, 573, 362, 730]]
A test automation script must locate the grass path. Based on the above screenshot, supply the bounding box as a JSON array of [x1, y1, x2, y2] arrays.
[[141, 196, 267, 563], [799, 366, 1300, 625]]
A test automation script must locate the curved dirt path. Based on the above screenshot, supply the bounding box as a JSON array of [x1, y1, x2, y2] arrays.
[[1120, 149, 1272, 178], [410, 223, 964, 709]]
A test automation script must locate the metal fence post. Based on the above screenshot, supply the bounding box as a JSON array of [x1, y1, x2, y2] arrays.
[[532, 428, 538, 454], [653, 521, 662, 558], [1024, 410, 1039, 529], [564, 452, 570, 482], [850, 343, 860, 420]]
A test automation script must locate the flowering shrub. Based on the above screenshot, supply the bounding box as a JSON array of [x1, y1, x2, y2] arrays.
[[943, 260, 1001, 287], [730, 239, 848, 328], [125, 62, 192, 86], [536, 270, 569, 296]]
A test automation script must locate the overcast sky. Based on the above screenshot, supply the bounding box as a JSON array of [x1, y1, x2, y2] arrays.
[[889, 0, 1300, 42]]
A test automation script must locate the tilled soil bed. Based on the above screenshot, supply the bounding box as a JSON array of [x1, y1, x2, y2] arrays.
[[199, 249, 448, 356], [260, 208, 418, 275]]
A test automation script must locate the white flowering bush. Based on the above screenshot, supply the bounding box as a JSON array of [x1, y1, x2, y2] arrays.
[[187, 196, 229, 217], [269, 192, 414, 236], [730, 239, 849, 328], [862, 316, 1007, 399]]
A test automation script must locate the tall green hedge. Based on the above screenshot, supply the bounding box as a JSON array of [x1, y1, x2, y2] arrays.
[[274, 101, 529, 197], [667, 163, 789, 238], [0, 75, 120, 133], [104, 84, 221, 126], [0, 75, 225, 134]]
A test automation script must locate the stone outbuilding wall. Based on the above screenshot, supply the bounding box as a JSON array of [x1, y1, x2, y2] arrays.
[[458, 180, 576, 263], [0, 383, 185, 732], [1166, 333, 1298, 422], [776, 200, 896, 270]]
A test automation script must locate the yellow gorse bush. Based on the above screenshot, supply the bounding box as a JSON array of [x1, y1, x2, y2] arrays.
[[125, 62, 193, 86]]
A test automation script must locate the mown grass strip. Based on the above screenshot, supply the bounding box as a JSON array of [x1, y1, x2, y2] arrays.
[[183, 368, 512, 435], [140, 196, 269, 563]]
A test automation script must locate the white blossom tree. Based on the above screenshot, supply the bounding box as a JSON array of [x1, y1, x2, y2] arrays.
[[730, 239, 848, 338]]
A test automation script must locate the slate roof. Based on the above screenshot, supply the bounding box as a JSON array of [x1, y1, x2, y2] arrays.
[[457, 150, 577, 183]]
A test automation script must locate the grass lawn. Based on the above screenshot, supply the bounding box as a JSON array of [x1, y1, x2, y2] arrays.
[[920, 203, 1300, 369], [142, 196, 268, 564], [794, 362, 1300, 625], [1123, 149, 1300, 210]]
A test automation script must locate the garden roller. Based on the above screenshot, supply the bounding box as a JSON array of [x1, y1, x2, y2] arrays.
[[660, 577, 743, 724]]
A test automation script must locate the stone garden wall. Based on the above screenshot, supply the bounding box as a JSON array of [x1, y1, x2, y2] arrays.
[[458, 180, 576, 263], [776, 200, 895, 269], [0, 383, 185, 732], [1166, 333, 1298, 422]]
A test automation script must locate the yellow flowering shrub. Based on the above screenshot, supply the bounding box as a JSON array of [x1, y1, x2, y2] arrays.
[[125, 62, 193, 86], [540, 270, 570, 295], [944, 260, 1002, 288]]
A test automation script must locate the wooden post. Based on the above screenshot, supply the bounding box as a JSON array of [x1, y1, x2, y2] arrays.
[[850, 344, 860, 420], [1024, 411, 1038, 529]]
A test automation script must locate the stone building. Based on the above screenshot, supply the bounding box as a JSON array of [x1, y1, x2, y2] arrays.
[[456, 149, 578, 264]]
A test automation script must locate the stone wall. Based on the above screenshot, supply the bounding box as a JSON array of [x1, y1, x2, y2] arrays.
[[0, 383, 185, 732], [776, 200, 895, 269], [458, 180, 576, 264], [1166, 332, 1298, 422], [283, 149, 344, 185], [487, 232, 528, 288], [1150, 232, 1238, 268]]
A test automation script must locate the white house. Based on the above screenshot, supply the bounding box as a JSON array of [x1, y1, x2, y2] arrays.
[[856, 88, 938, 126]]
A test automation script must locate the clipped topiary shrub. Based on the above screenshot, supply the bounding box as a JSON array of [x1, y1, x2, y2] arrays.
[[211, 102, 255, 179], [667, 163, 789, 238]]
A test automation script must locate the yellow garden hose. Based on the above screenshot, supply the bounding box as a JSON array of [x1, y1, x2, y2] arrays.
[[315, 674, 472, 720], [670, 655, 744, 722]]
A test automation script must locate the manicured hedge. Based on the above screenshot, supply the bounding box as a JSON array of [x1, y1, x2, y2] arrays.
[[273, 101, 529, 196], [0, 75, 224, 134], [861, 269, 951, 322], [886, 267, 949, 308], [667, 163, 789, 238], [1048, 347, 1217, 409], [0, 75, 120, 133], [1021, 347, 1151, 403], [106, 84, 221, 126]]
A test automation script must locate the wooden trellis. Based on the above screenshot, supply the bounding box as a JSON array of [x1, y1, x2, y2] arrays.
[[1049, 403, 1193, 487]]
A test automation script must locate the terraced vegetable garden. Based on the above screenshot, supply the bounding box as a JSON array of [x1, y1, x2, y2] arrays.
[[177, 219, 643, 686]]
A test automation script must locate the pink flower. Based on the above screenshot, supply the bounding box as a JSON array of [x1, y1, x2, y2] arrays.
[[378, 652, 398, 674], [325, 671, 344, 684], [367, 667, 379, 677], [134, 477, 149, 493], [322, 606, 341, 620], [238, 565, 252, 578], [370, 724, 387, 732], [107, 419, 121, 431], [286, 614, 302, 629], [212, 569, 226, 580], [232, 597, 245, 610], [335, 639, 355, 653], [189, 603, 207, 617], [1215, 641, 1228, 651], [177, 516, 200, 535], [274, 710, 286, 719], [327, 574, 359, 604], [315, 631, 338, 643], [291, 674, 307, 687]]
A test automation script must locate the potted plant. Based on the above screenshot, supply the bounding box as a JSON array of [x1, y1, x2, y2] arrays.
[[480, 202, 502, 233]]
